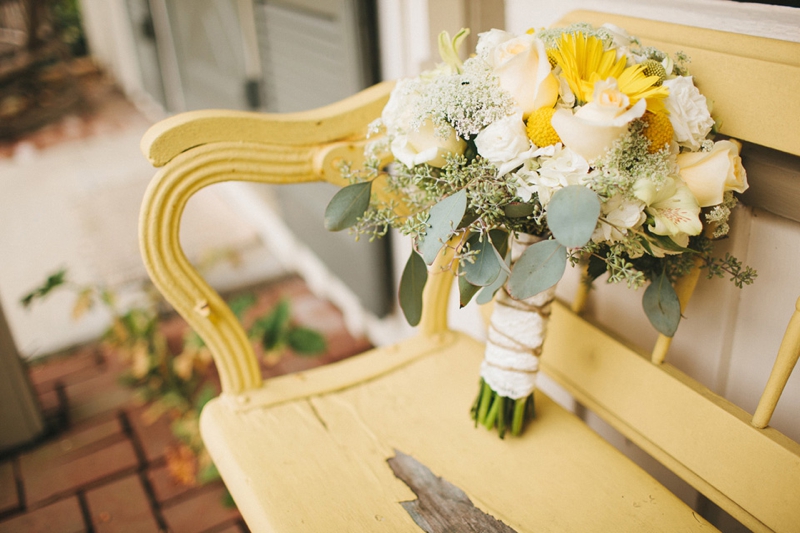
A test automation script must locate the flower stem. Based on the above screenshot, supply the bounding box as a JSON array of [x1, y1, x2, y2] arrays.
[[483, 394, 500, 430]]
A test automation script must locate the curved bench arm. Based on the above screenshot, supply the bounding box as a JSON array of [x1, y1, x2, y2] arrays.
[[139, 82, 456, 395]]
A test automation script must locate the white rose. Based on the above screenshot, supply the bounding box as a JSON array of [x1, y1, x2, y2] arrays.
[[475, 112, 533, 176], [601, 23, 633, 61], [676, 139, 748, 207], [663, 76, 714, 151], [476, 29, 512, 57], [391, 119, 467, 169], [481, 32, 559, 118], [551, 78, 646, 162]]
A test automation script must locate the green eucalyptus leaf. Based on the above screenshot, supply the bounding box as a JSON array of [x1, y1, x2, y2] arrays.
[[503, 202, 534, 218], [458, 275, 481, 308], [507, 240, 567, 300], [477, 252, 511, 305], [547, 186, 601, 248], [399, 250, 428, 326], [418, 189, 467, 265], [463, 233, 502, 287], [324, 181, 372, 231], [642, 273, 681, 337], [647, 233, 695, 254], [287, 327, 327, 356]]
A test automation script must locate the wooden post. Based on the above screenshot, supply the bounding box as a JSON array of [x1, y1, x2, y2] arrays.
[[0, 295, 45, 452]]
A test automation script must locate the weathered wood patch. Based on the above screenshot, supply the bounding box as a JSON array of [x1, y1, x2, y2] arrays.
[[387, 450, 518, 533]]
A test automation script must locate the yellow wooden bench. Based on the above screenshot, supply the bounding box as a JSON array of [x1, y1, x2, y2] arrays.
[[139, 12, 800, 532]]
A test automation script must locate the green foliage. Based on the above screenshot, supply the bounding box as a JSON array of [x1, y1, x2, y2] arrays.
[[399, 250, 428, 326], [458, 275, 481, 308], [477, 253, 511, 306], [462, 233, 502, 287], [324, 181, 372, 231], [287, 327, 327, 356], [20, 268, 68, 307], [418, 189, 467, 265], [256, 298, 327, 356], [21, 267, 328, 490], [547, 186, 601, 248], [705, 253, 758, 288], [507, 241, 567, 300], [642, 272, 681, 337]]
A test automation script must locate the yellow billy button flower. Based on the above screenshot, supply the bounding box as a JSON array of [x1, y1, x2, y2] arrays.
[[640, 59, 667, 86], [641, 111, 674, 153], [526, 107, 561, 147]]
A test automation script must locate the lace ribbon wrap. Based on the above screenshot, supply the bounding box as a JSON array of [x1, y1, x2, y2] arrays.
[[479, 235, 557, 399]]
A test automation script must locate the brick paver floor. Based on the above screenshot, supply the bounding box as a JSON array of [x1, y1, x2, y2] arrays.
[[0, 276, 372, 533]]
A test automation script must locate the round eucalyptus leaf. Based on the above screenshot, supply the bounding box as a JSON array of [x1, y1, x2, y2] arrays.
[[418, 190, 468, 265], [477, 253, 511, 305], [642, 273, 681, 337], [547, 186, 601, 248], [399, 250, 428, 326], [324, 181, 372, 231], [507, 240, 567, 300], [463, 233, 502, 287]]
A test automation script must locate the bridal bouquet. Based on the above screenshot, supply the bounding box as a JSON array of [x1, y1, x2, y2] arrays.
[[325, 22, 755, 437]]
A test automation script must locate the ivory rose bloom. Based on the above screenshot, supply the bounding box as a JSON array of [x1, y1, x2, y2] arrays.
[[478, 30, 559, 118], [551, 78, 646, 162], [391, 119, 467, 169], [663, 76, 714, 151], [676, 139, 748, 207], [475, 112, 533, 176]]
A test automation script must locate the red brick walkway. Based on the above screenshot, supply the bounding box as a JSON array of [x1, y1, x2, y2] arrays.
[[0, 276, 372, 533]]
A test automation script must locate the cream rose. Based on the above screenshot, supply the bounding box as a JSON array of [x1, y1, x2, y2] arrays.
[[479, 30, 558, 118], [391, 119, 467, 169], [475, 112, 533, 176], [663, 76, 714, 151], [676, 139, 748, 207], [551, 78, 646, 162]]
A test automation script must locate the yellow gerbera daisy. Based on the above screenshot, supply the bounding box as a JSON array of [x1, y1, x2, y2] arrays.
[[552, 32, 669, 112]]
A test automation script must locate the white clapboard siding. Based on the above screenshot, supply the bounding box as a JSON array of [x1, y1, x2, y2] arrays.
[[256, 0, 367, 112]]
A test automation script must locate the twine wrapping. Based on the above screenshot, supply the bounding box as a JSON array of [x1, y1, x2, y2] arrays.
[[479, 234, 556, 399]]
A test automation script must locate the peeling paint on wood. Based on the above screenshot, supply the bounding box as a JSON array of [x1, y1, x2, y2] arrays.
[[388, 450, 517, 533]]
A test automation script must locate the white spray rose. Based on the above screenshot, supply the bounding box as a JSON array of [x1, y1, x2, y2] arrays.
[[592, 195, 647, 244], [391, 119, 467, 169], [676, 139, 748, 207], [534, 145, 590, 204], [475, 112, 533, 176], [478, 30, 558, 118], [551, 78, 646, 162], [663, 76, 714, 151]]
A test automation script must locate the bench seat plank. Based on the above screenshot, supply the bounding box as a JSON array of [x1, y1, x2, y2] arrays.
[[201, 316, 713, 532]]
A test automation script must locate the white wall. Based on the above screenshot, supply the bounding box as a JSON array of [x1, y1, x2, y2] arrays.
[[506, 2, 800, 527]]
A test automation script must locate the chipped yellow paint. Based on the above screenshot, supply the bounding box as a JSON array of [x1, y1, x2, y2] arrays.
[[139, 11, 800, 533]]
